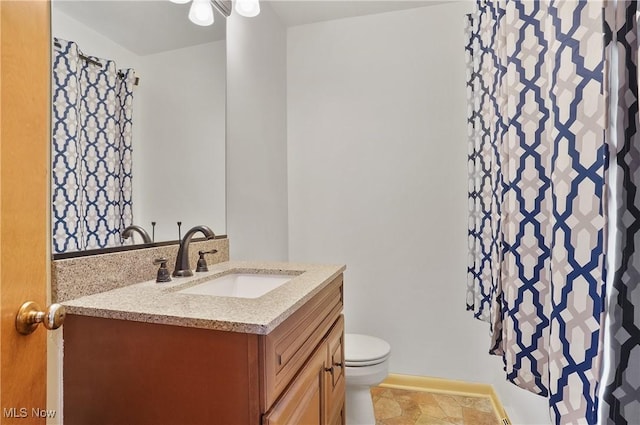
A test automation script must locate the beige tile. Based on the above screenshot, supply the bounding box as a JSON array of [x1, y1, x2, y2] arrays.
[[372, 387, 396, 400], [375, 396, 403, 420], [378, 417, 421, 425], [419, 401, 447, 419], [456, 395, 494, 413], [415, 415, 458, 425], [412, 392, 440, 406], [391, 392, 421, 419], [400, 406, 422, 422], [462, 407, 501, 425], [431, 394, 464, 419], [394, 393, 418, 407], [372, 385, 503, 425]]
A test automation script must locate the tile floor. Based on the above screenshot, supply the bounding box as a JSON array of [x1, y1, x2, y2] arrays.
[[371, 386, 502, 425]]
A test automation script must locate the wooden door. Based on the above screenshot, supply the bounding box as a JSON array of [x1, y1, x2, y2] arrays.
[[263, 345, 326, 425], [0, 1, 52, 423]]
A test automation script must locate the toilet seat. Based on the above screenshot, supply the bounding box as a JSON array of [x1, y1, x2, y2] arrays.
[[345, 333, 391, 367], [345, 333, 391, 425]]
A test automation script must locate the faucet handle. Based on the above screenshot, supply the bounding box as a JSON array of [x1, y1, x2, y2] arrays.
[[196, 250, 218, 273], [153, 257, 171, 283]]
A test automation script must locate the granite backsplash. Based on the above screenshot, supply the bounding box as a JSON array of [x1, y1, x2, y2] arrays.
[[52, 238, 229, 302]]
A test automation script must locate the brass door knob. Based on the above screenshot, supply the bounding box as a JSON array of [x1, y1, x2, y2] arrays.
[[15, 301, 66, 335]]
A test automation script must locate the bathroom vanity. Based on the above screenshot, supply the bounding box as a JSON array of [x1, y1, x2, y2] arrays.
[[61, 261, 345, 425]]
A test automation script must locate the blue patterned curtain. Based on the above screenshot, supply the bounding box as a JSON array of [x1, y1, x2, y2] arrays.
[[466, 1, 609, 423], [602, 2, 640, 423], [465, 0, 506, 356], [51, 38, 134, 253]]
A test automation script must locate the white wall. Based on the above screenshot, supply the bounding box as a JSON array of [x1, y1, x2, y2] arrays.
[[51, 9, 139, 68], [286, 3, 550, 424], [136, 41, 226, 241], [226, 3, 289, 261], [51, 8, 226, 243]]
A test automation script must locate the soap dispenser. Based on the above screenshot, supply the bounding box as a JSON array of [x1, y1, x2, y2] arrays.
[[153, 258, 172, 283]]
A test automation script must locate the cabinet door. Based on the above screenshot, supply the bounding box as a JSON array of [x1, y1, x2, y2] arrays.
[[261, 275, 343, 410], [324, 316, 345, 425], [263, 345, 326, 425]]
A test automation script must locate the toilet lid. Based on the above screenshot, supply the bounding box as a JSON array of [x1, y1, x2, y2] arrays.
[[345, 333, 391, 366]]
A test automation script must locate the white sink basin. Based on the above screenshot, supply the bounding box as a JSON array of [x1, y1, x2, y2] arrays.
[[177, 273, 293, 299]]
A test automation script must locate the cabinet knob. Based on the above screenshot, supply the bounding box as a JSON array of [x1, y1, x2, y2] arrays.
[[324, 362, 343, 374]]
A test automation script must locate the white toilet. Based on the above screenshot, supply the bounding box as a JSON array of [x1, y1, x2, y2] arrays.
[[344, 333, 391, 425]]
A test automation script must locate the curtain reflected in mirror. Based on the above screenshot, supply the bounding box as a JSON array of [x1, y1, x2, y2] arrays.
[[52, 38, 136, 253]]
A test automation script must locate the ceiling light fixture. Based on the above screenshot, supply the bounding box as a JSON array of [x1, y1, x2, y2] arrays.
[[189, 0, 215, 26], [169, 0, 259, 26], [234, 0, 260, 18]]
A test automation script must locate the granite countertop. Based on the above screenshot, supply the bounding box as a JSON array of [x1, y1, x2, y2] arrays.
[[62, 261, 346, 335]]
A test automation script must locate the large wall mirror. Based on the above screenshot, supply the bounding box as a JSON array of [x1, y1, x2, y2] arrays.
[[51, 0, 226, 256]]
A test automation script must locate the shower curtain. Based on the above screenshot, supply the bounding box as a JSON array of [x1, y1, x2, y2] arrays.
[[466, 1, 640, 424], [51, 38, 134, 253], [602, 2, 640, 424]]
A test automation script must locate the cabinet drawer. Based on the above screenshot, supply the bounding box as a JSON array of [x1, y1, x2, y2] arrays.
[[260, 275, 343, 409]]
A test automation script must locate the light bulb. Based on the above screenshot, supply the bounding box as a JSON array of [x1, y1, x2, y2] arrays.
[[189, 0, 214, 26], [169, 0, 191, 4], [235, 0, 260, 17]]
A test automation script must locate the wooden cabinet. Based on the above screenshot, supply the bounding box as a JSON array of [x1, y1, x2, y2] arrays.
[[324, 317, 346, 425], [262, 342, 325, 425], [63, 274, 345, 425], [263, 316, 345, 425]]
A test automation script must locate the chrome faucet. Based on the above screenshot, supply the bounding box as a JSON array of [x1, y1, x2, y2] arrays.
[[173, 225, 216, 277], [121, 225, 152, 244]]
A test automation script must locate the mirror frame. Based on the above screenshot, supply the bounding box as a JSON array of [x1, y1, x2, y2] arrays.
[[50, 1, 229, 259], [52, 235, 227, 260]]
